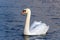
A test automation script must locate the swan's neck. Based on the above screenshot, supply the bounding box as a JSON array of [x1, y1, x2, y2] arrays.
[[24, 11, 31, 35]]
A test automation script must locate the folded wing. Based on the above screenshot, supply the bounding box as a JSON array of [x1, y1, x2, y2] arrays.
[[30, 21, 49, 35]]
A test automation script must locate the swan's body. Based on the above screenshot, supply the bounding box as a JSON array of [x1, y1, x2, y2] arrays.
[[22, 8, 49, 35]]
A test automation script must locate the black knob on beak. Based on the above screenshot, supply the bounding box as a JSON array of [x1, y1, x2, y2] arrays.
[[21, 10, 26, 15]]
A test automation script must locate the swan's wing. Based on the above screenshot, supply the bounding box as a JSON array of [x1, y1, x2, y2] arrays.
[[30, 21, 42, 30], [30, 21, 49, 35]]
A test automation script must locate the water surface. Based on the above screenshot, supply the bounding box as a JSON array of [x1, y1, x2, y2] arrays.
[[0, 0, 60, 40]]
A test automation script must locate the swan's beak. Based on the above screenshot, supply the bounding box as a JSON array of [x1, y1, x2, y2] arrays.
[[21, 10, 26, 15]]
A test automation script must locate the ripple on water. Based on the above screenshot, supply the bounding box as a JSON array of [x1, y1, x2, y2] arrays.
[[51, 18, 60, 19], [55, 22, 60, 26], [46, 14, 55, 16], [6, 19, 24, 22], [31, 15, 37, 17], [16, 25, 23, 27]]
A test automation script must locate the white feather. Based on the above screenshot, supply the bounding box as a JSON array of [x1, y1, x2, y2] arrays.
[[30, 21, 49, 35]]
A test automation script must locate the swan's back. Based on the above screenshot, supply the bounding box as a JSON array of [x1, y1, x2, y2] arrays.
[[30, 21, 49, 35]]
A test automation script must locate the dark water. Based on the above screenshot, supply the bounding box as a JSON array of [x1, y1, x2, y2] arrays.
[[0, 0, 60, 40]]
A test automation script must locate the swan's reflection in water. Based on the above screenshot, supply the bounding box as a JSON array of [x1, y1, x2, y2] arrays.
[[24, 35, 46, 40]]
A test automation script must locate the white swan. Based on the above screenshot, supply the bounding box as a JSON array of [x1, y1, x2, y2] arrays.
[[21, 8, 49, 35]]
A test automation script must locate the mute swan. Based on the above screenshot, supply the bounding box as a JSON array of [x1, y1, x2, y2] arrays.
[[21, 8, 49, 35]]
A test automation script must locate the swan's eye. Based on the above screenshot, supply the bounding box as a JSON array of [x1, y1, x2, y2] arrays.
[[23, 10, 26, 12]]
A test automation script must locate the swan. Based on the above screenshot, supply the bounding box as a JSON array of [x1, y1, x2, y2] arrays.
[[21, 8, 49, 35]]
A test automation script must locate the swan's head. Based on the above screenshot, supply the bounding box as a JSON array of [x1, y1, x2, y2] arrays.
[[21, 8, 31, 15]]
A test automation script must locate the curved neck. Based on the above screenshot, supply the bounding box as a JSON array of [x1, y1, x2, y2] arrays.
[[24, 11, 31, 35]]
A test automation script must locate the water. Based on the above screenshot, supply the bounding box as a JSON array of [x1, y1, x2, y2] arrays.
[[0, 0, 60, 40]]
